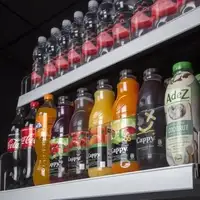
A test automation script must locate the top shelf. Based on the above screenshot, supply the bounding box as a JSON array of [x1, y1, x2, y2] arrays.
[[17, 7, 200, 107]]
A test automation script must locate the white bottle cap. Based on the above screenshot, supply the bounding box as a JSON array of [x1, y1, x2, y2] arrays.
[[51, 27, 60, 35], [74, 11, 84, 19], [88, 0, 99, 10], [38, 36, 47, 43], [62, 19, 71, 27]]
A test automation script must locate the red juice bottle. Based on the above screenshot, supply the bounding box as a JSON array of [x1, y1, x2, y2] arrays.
[[68, 88, 94, 180]]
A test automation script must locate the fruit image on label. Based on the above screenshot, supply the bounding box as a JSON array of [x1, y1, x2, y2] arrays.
[[68, 131, 88, 175], [88, 126, 111, 169], [50, 137, 69, 159], [112, 117, 136, 168], [165, 86, 196, 165]]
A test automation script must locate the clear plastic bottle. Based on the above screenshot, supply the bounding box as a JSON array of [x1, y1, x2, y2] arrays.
[[88, 79, 114, 177], [68, 11, 84, 70], [97, 0, 114, 56], [33, 94, 57, 185], [44, 28, 61, 83], [68, 88, 94, 180], [82, 0, 99, 63], [31, 36, 47, 90], [112, 0, 134, 47], [55, 20, 72, 77]]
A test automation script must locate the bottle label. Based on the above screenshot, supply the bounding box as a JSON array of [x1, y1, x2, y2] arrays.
[[136, 107, 166, 166], [21, 126, 35, 149], [112, 116, 136, 168], [88, 126, 112, 169], [7, 126, 20, 152], [165, 86, 195, 165], [50, 136, 69, 178], [68, 131, 88, 175]]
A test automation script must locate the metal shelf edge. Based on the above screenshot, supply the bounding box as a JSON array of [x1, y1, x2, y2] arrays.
[[0, 164, 195, 200], [17, 7, 200, 107]]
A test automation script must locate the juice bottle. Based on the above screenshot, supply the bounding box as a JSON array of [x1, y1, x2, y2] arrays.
[[88, 79, 114, 177], [68, 88, 94, 180], [165, 62, 200, 166], [137, 68, 167, 170], [50, 96, 74, 183], [112, 69, 139, 174], [33, 94, 57, 185]]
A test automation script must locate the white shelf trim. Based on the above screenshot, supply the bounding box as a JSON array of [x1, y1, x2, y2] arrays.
[[0, 164, 195, 200], [17, 7, 200, 107]]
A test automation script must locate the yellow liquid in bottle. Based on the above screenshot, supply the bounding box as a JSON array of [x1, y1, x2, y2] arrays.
[[88, 89, 114, 177], [33, 97, 57, 185]]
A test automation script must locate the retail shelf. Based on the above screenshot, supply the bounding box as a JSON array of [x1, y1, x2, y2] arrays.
[[0, 164, 198, 200], [17, 7, 200, 107]]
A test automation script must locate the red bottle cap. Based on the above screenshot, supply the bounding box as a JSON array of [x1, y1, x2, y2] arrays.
[[30, 101, 39, 108]]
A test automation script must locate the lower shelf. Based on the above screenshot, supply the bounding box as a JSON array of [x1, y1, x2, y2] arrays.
[[0, 164, 198, 200]]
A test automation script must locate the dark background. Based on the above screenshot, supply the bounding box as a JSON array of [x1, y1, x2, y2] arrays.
[[1, 0, 200, 156], [0, 0, 92, 155]]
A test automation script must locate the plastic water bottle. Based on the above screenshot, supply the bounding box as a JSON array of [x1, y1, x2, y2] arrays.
[[44, 28, 61, 83], [31, 36, 47, 89], [82, 0, 99, 63], [68, 11, 84, 70], [55, 20, 72, 77]]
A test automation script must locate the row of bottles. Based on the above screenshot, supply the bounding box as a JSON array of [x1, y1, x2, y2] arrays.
[[30, 0, 200, 90], [2, 61, 200, 189]]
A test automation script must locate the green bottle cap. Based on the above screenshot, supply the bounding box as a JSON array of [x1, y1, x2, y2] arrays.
[[196, 74, 200, 82], [172, 61, 193, 75]]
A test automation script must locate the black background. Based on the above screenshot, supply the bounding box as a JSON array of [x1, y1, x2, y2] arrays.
[[1, 0, 200, 156]]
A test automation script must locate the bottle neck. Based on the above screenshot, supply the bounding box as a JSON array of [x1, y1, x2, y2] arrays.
[[117, 77, 136, 94], [43, 99, 55, 108], [75, 96, 93, 110], [144, 74, 162, 82]]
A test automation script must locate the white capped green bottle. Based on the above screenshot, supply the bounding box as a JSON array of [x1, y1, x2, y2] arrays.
[[165, 62, 200, 165], [196, 74, 200, 84]]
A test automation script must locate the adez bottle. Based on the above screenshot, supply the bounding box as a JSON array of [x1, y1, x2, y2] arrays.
[[68, 88, 94, 180], [44, 28, 61, 83], [136, 68, 167, 170], [68, 11, 84, 70], [6, 107, 25, 189], [112, 0, 134, 47], [131, 0, 155, 38], [50, 96, 74, 183], [97, 0, 114, 56], [20, 101, 39, 187], [55, 20, 72, 77], [82, 0, 99, 63], [31, 36, 47, 89]]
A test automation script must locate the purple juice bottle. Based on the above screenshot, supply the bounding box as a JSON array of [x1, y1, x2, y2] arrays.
[[50, 96, 74, 183]]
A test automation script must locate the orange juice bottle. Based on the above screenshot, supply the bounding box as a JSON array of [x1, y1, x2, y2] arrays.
[[88, 79, 115, 177], [112, 69, 139, 174], [33, 94, 57, 185]]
